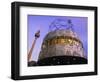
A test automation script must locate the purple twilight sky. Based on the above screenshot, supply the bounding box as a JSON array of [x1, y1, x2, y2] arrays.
[[28, 15, 88, 61]]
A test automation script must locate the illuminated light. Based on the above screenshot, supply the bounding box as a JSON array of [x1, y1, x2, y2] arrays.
[[61, 39, 65, 44], [46, 37, 81, 46], [67, 39, 70, 42], [69, 39, 72, 44], [75, 42, 78, 46]]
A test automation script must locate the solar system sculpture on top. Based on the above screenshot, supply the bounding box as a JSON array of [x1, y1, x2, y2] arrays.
[[28, 19, 87, 66]]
